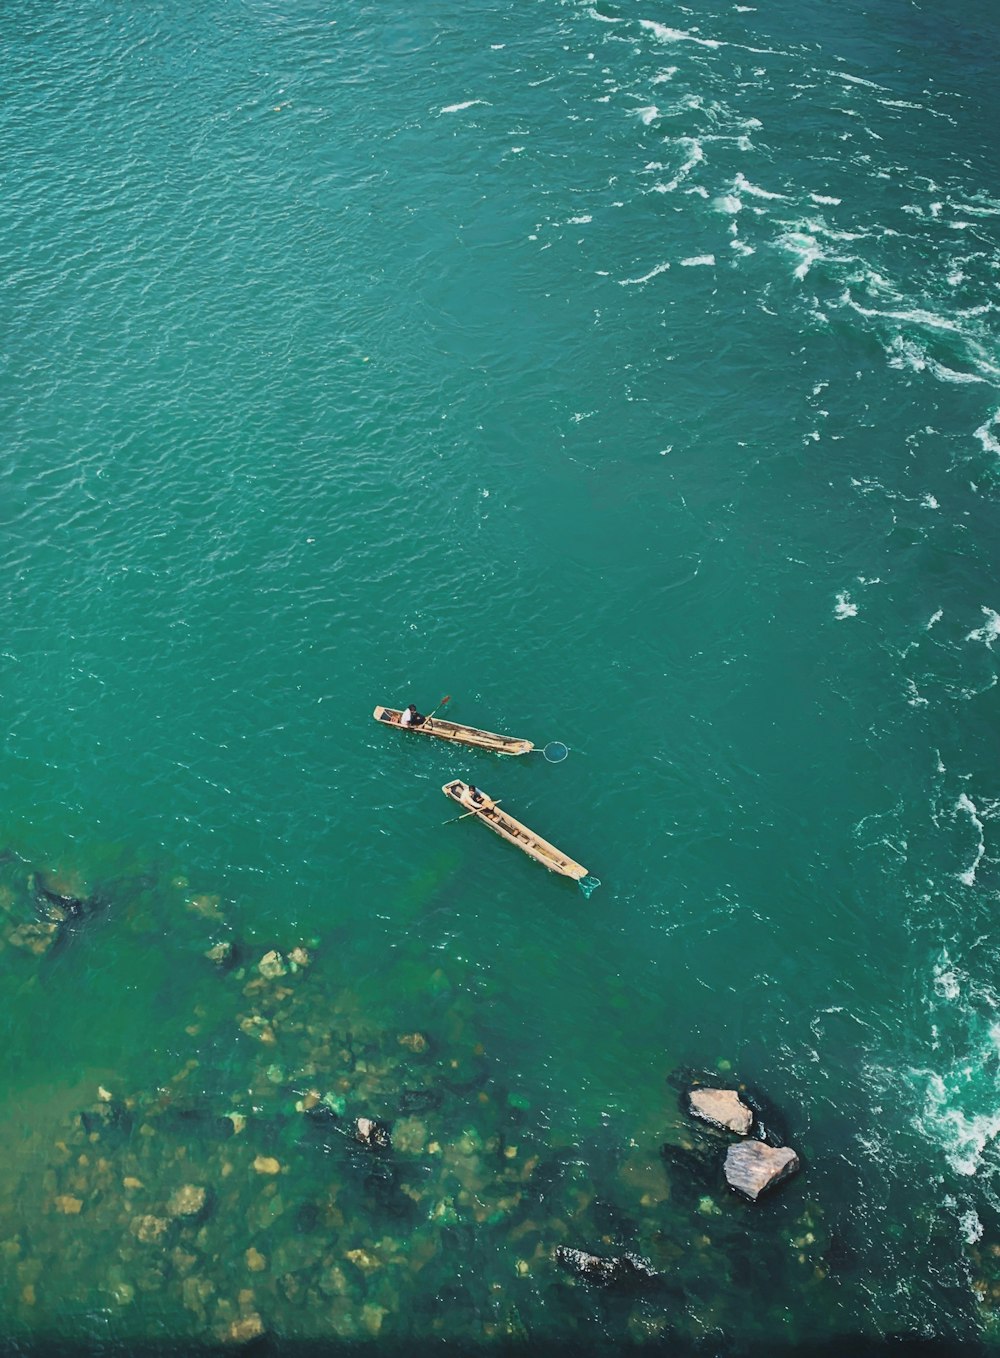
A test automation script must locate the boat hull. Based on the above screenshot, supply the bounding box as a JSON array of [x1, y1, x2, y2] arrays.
[[442, 779, 587, 880], [374, 707, 532, 755]]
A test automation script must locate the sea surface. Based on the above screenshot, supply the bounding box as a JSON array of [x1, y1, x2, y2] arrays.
[[2, 0, 1000, 1352]]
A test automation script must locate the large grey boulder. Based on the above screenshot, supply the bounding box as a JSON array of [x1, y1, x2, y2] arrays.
[[687, 1087, 753, 1135], [724, 1141, 799, 1201]]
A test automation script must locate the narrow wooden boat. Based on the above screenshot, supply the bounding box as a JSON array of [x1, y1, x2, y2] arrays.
[[373, 706, 533, 756], [442, 779, 588, 880]]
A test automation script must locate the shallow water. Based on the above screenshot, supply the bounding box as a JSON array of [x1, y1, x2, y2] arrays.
[[2, 0, 1000, 1351]]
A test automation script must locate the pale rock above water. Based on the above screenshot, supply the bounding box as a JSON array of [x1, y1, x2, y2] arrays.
[[687, 1087, 754, 1135], [724, 1142, 800, 1201], [354, 1117, 391, 1149], [257, 950, 287, 980]]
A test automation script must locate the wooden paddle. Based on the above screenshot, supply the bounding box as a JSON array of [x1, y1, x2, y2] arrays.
[[442, 799, 501, 826], [426, 694, 451, 720]]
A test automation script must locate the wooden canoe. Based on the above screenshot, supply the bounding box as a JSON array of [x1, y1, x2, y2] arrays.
[[373, 706, 533, 756], [442, 779, 588, 881]]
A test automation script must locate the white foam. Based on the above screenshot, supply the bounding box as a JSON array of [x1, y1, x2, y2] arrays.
[[966, 607, 1000, 649], [680, 254, 715, 267], [974, 413, 1000, 457], [734, 171, 785, 200], [956, 792, 986, 887], [960, 1209, 984, 1244], [927, 609, 943, 630], [652, 67, 679, 83], [834, 591, 857, 619], [928, 362, 984, 385], [908, 957, 1000, 1174], [933, 958, 961, 1001], [921, 1079, 1000, 1176], [922, 493, 939, 509], [713, 194, 742, 214], [848, 299, 963, 335], [639, 19, 721, 48], [811, 192, 842, 206], [779, 232, 822, 280], [950, 198, 1000, 218], [566, 214, 592, 225], [730, 238, 755, 256], [636, 105, 659, 124], [652, 137, 704, 193], [888, 335, 928, 374], [905, 679, 928, 708], [830, 70, 889, 90], [618, 261, 671, 286], [440, 100, 490, 114]]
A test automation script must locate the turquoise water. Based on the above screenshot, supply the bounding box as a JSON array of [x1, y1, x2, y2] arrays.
[[2, 0, 1000, 1350]]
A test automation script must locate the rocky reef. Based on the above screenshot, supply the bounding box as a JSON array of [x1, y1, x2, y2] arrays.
[[0, 850, 847, 1352]]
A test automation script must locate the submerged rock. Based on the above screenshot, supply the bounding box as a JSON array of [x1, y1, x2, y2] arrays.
[[167, 1184, 208, 1218], [187, 894, 224, 921], [238, 1015, 276, 1045], [659, 1139, 716, 1188], [81, 1098, 134, 1143], [399, 1087, 442, 1114], [555, 1246, 657, 1288], [156, 1106, 233, 1142], [205, 940, 237, 969], [345, 1248, 382, 1276], [33, 873, 98, 924], [724, 1142, 800, 1201], [7, 921, 59, 957], [227, 1312, 264, 1343], [687, 1087, 754, 1135], [253, 1156, 281, 1176], [131, 1215, 169, 1243]]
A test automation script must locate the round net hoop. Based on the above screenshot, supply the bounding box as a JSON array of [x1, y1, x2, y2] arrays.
[[542, 741, 569, 763]]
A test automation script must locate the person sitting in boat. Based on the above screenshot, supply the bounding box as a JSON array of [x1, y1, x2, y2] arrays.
[[399, 704, 426, 728], [463, 784, 495, 812]]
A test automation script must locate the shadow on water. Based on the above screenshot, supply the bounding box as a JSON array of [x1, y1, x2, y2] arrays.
[[0, 1335, 989, 1358]]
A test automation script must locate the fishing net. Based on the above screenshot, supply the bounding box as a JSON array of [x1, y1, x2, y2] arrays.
[[579, 874, 601, 898], [542, 741, 569, 763]]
